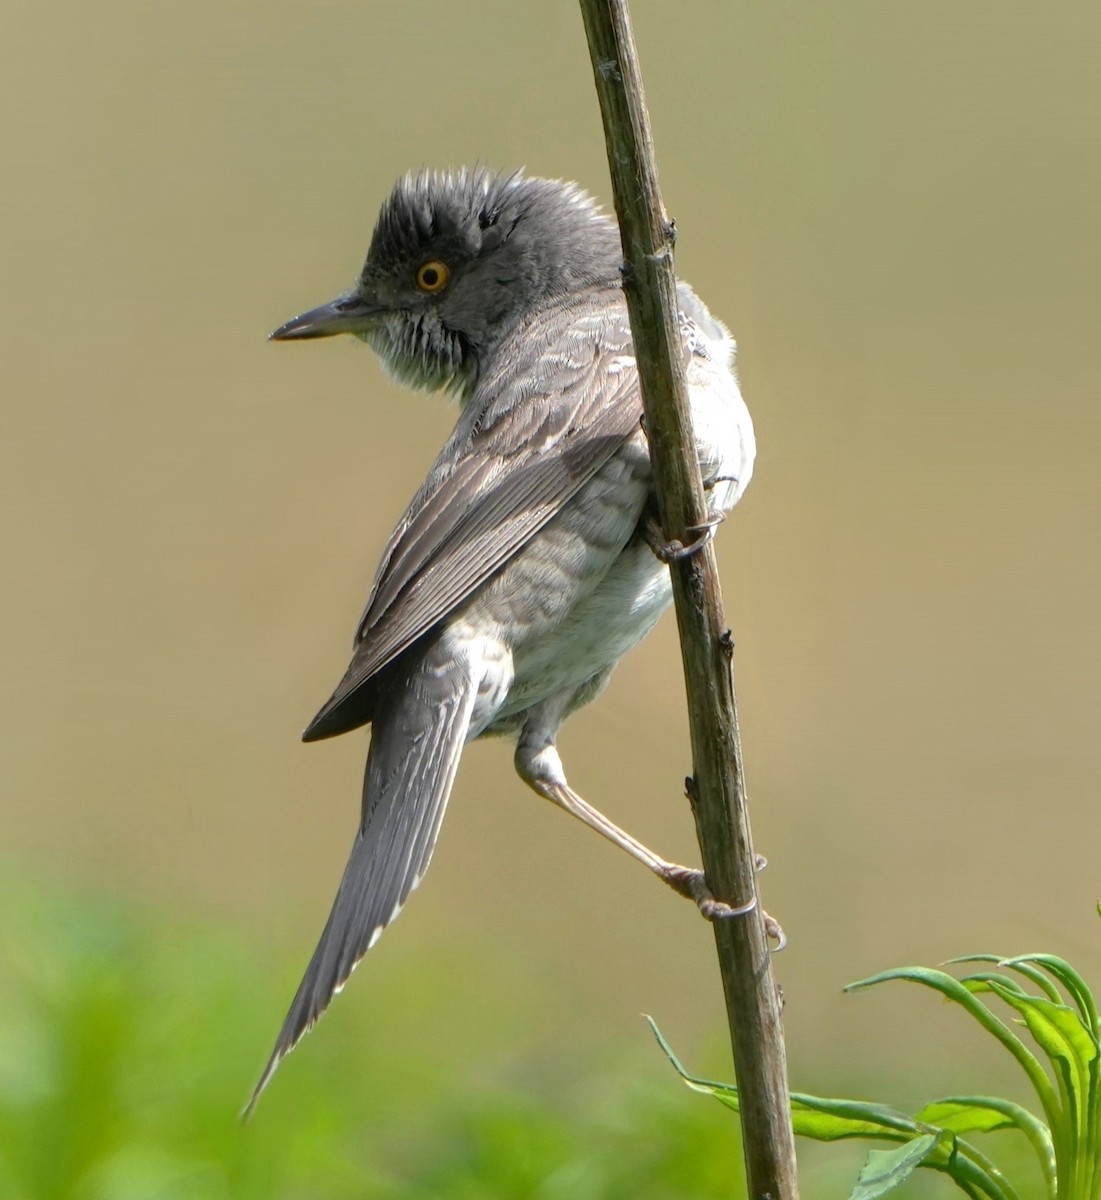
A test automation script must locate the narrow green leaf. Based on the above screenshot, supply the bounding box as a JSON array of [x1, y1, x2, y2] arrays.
[[648, 1018, 921, 1141], [985, 981, 1097, 1097], [917, 1095, 1055, 1194], [949, 1137, 1027, 1200], [788, 1095, 918, 1143], [847, 967, 1060, 1128], [847, 1131, 1022, 1199], [959, 973, 1029, 999], [647, 1017, 736, 1103], [949, 956, 1063, 1006], [850, 1134, 942, 1200], [983, 980, 1097, 1194], [917, 1100, 1019, 1134], [1004, 955, 1101, 1038], [947, 952, 1100, 1199], [1024, 953, 1101, 1194]]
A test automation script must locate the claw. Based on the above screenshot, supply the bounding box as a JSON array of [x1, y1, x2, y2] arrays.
[[698, 891, 758, 922], [644, 510, 726, 564], [764, 914, 787, 951]]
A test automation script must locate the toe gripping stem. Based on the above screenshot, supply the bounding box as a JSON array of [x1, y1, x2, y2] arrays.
[[646, 510, 726, 564], [665, 862, 787, 951]]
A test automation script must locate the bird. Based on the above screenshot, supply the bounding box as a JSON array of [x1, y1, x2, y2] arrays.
[[248, 167, 756, 1111]]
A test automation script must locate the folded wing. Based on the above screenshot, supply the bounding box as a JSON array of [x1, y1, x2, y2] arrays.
[[304, 301, 643, 740]]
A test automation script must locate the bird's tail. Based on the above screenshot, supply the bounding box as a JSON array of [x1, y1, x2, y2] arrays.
[[245, 649, 479, 1115]]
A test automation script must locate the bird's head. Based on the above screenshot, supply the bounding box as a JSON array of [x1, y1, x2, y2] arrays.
[[270, 168, 623, 395]]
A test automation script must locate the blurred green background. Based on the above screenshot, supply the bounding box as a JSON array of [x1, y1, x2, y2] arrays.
[[2, 1, 1099, 1196]]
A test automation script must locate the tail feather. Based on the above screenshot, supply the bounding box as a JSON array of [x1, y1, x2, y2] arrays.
[[245, 652, 478, 1116]]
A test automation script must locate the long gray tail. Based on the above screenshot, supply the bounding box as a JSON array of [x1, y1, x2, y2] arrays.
[[246, 650, 479, 1114]]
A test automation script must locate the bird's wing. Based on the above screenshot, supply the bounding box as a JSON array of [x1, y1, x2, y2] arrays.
[[304, 305, 642, 740]]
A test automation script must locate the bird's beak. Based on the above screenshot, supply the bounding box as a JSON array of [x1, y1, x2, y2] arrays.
[[269, 292, 382, 341]]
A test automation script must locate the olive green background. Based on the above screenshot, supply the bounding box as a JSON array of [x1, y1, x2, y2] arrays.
[[2, 0, 1099, 1168]]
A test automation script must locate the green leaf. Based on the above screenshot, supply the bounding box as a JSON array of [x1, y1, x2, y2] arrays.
[[849, 1134, 944, 1199], [949, 956, 1062, 1006], [787, 1095, 918, 1143], [917, 1096, 1056, 1195], [983, 980, 1099, 1195], [1004, 956, 1101, 1038], [646, 1017, 737, 1107], [648, 1019, 924, 1139], [847, 967, 1060, 1128], [985, 981, 1097, 1103], [916, 1100, 1020, 1134], [959, 972, 1029, 999], [850, 1131, 1022, 1200]]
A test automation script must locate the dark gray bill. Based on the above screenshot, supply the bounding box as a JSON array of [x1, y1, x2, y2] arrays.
[[269, 293, 381, 341]]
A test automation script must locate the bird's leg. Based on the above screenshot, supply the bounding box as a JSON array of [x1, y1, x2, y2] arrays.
[[515, 728, 782, 942]]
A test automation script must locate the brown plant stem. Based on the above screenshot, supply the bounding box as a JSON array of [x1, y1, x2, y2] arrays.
[[578, 2, 799, 1196]]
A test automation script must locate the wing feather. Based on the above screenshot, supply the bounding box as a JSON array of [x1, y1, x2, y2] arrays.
[[304, 299, 641, 740]]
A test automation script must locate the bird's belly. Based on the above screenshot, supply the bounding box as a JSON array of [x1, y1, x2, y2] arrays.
[[501, 536, 672, 715], [448, 432, 653, 735]]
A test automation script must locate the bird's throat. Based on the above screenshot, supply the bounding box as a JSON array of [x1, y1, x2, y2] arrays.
[[363, 314, 477, 399]]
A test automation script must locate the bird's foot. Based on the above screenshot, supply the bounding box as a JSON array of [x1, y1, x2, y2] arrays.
[[644, 510, 726, 564], [661, 864, 786, 949]]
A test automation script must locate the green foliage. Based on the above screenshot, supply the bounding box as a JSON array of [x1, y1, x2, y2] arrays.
[[1, 883, 816, 1200], [652, 934, 1101, 1199]]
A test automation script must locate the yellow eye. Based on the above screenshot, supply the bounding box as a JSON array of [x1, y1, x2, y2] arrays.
[[415, 260, 450, 293]]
